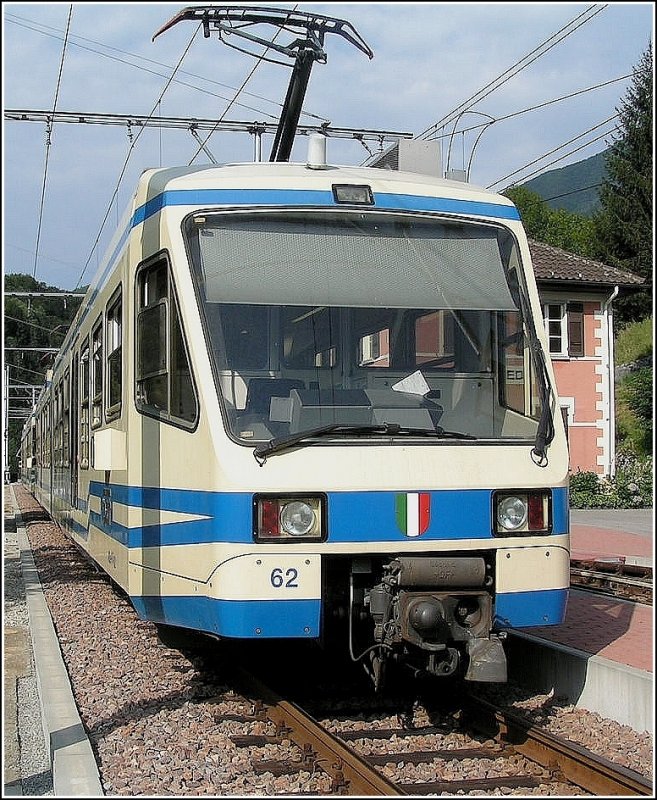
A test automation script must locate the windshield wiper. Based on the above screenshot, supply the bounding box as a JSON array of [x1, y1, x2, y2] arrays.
[[253, 422, 476, 465], [516, 293, 555, 466]]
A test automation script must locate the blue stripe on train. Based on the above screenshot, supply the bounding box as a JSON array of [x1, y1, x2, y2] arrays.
[[130, 596, 320, 638], [132, 188, 521, 227], [88, 483, 569, 548], [129, 589, 565, 638], [494, 588, 568, 628]]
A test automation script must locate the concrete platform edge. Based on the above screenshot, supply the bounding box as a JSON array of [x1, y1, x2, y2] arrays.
[[14, 494, 104, 797], [508, 630, 654, 735]]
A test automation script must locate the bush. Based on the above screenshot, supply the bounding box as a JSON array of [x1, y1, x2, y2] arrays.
[[569, 453, 653, 508], [624, 367, 653, 443]]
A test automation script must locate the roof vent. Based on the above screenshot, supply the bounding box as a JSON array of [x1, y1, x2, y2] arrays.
[[306, 133, 328, 169], [369, 139, 442, 177]]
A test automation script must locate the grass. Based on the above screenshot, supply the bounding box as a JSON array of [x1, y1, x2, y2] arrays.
[[615, 316, 653, 365]]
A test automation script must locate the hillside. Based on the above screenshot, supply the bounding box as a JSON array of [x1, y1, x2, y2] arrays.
[[520, 149, 609, 216]]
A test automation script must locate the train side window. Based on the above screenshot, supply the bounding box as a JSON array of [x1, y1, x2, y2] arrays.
[[80, 344, 90, 469], [91, 319, 103, 428], [136, 258, 198, 426], [106, 290, 123, 419], [44, 402, 51, 469], [62, 369, 70, 464], [54, 383, 62, 467]]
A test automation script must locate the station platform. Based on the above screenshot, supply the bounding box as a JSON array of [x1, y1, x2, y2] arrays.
[[3, 487, 654, 796], [537, 509, 653, 672], [508, 507, 654, 734]]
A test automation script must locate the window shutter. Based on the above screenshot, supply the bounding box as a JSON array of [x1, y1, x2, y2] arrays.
[[567, 302, 584, 357]]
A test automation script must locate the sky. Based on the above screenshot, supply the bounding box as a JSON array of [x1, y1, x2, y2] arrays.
[[2, 2, 654, 290]]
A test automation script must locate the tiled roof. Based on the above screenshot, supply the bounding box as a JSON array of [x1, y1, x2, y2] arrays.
[[528, 239, 645, 287]]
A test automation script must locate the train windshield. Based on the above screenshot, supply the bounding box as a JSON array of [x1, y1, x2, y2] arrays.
[[185, 211, 546, 445]]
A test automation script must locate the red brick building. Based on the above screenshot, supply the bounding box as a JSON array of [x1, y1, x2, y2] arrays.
[[530, 240, 645, 477]]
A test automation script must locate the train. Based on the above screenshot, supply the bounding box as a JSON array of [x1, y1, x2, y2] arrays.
[[19, 6, 570, 691]]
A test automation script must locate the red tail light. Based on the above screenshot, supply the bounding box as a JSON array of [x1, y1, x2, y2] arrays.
[[528, 493, 545, 530], [259, 499, 280, 537]]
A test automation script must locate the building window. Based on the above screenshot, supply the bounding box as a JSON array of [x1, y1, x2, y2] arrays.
[[544, 303, 567, 356], [358, 328, 389, 367], [414, 310, 454, 368], [543, 302, 585, 358], [560, 406, 570, 443]]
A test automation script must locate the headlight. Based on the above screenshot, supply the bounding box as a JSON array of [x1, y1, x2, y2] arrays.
[[255, 495, 325, 541], [493, 490, 552, 535], [497, 495, 528, 531], [280, 501, 315, 536]]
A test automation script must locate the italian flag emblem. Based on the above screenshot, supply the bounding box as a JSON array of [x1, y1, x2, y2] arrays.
[[395, 493, 431, 537]]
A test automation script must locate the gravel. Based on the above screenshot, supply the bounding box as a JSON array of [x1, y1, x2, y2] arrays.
[[18, 675, 54, 796], [5, 483, 654, 796]]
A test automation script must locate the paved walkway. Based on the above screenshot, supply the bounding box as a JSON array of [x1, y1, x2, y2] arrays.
[[571, 508, 653, 537], [571, 508, 653, 565]]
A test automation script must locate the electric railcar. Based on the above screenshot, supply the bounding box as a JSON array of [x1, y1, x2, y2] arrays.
[[20, 147, 570, 687]]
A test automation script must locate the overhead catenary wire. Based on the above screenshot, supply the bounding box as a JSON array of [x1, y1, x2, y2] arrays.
[[518, 182, 605, 207], [4, 364, 48, 380], [487, 113, 619, 189], [360, 69, 633, 169], [32, 4, 73, 282], [4, 12, 328, 125], [4, 316, 69, 337], [426, 72, 636, 142], [75, 22, 203, 290], [417, 3, 608, 141]]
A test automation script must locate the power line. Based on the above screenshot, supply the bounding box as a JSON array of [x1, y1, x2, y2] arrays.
[[4, 12, 327, 125], [487, 113, 619, 189], [4, 364, 48, 380], [32, 4, 73, 281], [417, 4, 608, 141], [510, 182, 604, 208], [426, 72, 635, 141], [4, 315, 69, 337], [75, 22, 203, 290]]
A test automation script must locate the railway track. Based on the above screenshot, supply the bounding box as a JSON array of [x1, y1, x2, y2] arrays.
[[222, 664, 653, 796], [571, 558, 652, 605]]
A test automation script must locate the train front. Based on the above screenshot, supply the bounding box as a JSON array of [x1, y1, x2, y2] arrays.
[[157, 168, 570, 686]]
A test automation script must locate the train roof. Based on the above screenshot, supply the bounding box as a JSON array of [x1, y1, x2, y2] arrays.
[[134, 161, 517, 213], [38, 159, 519, 395]]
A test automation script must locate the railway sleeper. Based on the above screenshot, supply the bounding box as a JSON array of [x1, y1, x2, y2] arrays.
[[398, 774, 557, 794], [364, 744, 513, 765], [252, 743, 317, 776]]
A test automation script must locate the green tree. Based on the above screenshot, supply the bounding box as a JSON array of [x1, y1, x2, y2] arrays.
[[594, 44, 653, 325], [4, 274, 83, 478], [504, 186, 596, 258]]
